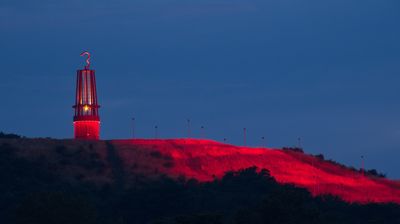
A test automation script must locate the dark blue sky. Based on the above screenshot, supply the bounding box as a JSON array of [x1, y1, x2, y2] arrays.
[[1, 0, 400, 177]]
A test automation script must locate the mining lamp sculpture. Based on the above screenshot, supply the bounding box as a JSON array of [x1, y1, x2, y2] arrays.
[[73, 51, 100, 140]]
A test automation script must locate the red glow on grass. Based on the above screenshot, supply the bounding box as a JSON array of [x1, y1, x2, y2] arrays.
[[111, 139, 400, 204]]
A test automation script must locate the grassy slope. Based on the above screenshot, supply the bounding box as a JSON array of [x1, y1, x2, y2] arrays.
[[113, 139, 400, 204], [1, 138, 400, 204]]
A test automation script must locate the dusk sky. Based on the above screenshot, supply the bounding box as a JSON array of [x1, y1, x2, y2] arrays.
[[1, 1, 400, 177]]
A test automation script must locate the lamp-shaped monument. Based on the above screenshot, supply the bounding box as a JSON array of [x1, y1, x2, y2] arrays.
[[73, 51, 100, 140]]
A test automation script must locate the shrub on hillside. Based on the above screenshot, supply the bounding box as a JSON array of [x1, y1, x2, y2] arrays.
[[0, 132, 22, 139], [282, 147, 304, 153]]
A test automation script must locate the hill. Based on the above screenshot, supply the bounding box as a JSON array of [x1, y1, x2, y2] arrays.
[[1, 137, 399, 204], [113, 139, 400, 204], [1, 137, 400, 223]]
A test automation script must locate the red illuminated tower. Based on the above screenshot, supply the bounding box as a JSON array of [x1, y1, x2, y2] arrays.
[[73, 52, 100, 140]]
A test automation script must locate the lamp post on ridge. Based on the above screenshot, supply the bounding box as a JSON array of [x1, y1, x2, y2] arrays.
[[261, 136, 265, 147], [297, 137, 302, 149], [361, 155, 365, 177], [243, 128, 247, 146], [155, 125, 158, 139], [187, 119, 191, 138], [131, 117, 135, 139]]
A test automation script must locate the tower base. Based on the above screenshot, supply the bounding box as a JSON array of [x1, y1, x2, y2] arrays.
[[73, 120, 100, 140]]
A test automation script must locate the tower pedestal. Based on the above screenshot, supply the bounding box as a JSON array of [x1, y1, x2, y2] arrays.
[[73, 120, 100, 140]]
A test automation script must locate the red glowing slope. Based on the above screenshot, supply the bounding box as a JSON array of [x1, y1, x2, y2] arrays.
[[111, 139, 400, 204]]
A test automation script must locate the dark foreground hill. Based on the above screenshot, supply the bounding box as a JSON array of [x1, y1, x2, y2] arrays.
[[0, 137, 400, 223]]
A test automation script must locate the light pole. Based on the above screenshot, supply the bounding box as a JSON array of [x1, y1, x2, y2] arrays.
[[361, 155, 365, 177], [200, 126, 205, 139], [187, 119, 191, 138], [261, 136, 265, 147], [131, 117, 135, 139], [297, 137, 302, 148], [243, 128, 247, 146], [155, 125, 158, 139]]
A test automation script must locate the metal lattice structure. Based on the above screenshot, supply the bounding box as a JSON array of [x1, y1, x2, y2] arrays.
[[73, 52, 100, 140]]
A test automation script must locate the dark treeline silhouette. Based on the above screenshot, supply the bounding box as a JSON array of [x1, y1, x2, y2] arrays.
[[0, 142, 399, 224], [316, 155, 387, 178], [284, 146, 387, 178], [0, 132, 22, 139]]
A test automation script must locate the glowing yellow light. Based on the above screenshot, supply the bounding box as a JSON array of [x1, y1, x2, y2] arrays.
[[84, 105, 89, 112]]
